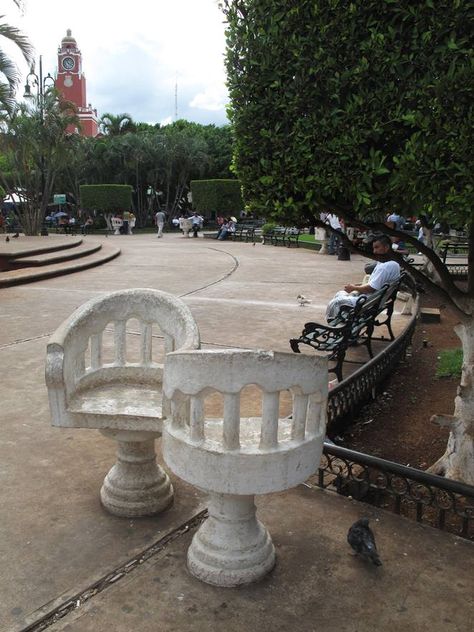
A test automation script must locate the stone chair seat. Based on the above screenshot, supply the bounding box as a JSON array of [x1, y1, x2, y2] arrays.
[[68, 381, 164, 428]]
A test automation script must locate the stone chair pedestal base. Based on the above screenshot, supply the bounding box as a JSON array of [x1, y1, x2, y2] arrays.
[[100, 431, 173, 517], [187, 493, 275, 587]]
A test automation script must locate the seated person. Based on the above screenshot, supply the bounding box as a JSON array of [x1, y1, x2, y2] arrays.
[[326, 235, 400, 322], [81, 216, 94, 234], [217, 217, 236, 240]]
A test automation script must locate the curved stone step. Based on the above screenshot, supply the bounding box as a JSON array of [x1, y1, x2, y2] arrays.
[[12, 242, 102, 267], [0, 241, 121, 287], [1, 236, 83, 259]]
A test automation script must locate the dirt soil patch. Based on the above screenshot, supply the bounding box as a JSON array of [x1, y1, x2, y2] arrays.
[[342, 289, 460, 470]]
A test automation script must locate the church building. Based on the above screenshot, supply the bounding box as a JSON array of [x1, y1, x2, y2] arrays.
[[55, 30, 98, 137]]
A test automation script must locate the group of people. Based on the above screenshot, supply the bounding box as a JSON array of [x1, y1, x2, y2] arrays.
[[111, 211, 136, 235], [155, 210, 204, 238], [215, 216, 237, 240]]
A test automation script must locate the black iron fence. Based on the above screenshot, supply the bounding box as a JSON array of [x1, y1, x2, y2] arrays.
[[311, 443, 474, 541], [327, 301, 418, 429], [319, 294, 474, 541]]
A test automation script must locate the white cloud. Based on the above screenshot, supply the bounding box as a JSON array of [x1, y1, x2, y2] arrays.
[[190, 84, 228, 112], [4, 0, 230, 125]]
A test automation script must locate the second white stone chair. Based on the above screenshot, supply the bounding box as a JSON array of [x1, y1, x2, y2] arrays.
[[45, 288, 200, 517], [163, 349, 328, 587]]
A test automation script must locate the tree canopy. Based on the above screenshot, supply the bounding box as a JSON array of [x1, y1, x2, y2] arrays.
[[223, 0, 473, 226], [222, 0, 474, 484]]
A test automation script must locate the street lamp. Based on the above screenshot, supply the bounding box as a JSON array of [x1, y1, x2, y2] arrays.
[[23, 55, 55, 106], [23, 56, 55, 235]]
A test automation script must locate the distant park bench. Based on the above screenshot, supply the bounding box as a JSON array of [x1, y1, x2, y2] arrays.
[[231, 223, 256, 243], [262, 227, 301, 247], [439, 241, 469, 263]]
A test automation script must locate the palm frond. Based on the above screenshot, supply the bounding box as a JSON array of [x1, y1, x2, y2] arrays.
[[0, 19, 34, 66]]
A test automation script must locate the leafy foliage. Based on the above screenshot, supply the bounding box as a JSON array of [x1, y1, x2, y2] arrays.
[[0, 8, 34, 110], [0, 91, 79, 234], [191, 179, 243, 218], [80, 184, 132, 212], [53, 120, 233, 226], [222, 1, 473, 226]]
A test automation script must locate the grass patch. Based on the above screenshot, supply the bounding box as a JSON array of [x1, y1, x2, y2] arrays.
[[436, 348, 463, 378]]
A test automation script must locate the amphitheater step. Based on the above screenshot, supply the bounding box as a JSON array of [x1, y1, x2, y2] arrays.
[[0, 240, 121, 287], [11, 241, 103, 268]]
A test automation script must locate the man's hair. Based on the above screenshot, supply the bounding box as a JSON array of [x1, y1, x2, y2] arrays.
[[372, 234, 392, 249]]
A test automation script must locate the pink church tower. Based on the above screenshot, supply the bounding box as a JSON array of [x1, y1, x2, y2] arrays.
[[55, 29, 98, 137]]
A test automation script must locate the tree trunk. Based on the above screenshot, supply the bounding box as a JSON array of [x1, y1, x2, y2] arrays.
[[430, 316, 474, 485]]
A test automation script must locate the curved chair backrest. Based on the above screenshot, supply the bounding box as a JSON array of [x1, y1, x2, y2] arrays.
[[46, 288, 200, 422], [164, 349, 328, 451]]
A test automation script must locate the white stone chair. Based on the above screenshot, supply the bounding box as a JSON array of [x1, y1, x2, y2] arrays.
[[181, 218, 192, 238], [162, 349, 328, 587], [111, 216, 123, 235], [46, 288, 200, 517]]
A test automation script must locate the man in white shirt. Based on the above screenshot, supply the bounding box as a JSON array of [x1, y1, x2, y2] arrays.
[[326, 235, 400, 321], [325, 213, 342, 255]]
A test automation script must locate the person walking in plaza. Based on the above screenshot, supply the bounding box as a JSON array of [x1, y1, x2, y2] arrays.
[[155, 210, 166, 238], [122, 209, 131, 235]]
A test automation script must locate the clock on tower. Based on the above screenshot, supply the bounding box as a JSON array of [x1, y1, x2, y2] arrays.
[[55, 29, 98, 137]]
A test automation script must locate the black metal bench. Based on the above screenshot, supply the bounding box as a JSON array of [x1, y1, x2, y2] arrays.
[[262, 227, 301, 247], [231, 224, 256, 243], [285, 228, 301, 247], [439, 241, 469, 263], [289, 277, 405, 381]]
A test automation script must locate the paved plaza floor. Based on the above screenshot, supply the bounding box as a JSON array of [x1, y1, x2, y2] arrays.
[[0, 233, 472, 632]]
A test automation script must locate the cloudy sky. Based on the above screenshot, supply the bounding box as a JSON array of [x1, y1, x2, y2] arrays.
[[4, 0, 230, 126]]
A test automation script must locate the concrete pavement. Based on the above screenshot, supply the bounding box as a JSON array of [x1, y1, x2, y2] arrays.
[[0, 233, 471, 632]]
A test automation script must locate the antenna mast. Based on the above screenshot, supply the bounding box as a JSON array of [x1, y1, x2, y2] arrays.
[[174, 72, 178, 120]]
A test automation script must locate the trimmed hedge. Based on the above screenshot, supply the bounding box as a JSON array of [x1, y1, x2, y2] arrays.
[[80, 184, 132, 212], [190, 179, 243, 219]]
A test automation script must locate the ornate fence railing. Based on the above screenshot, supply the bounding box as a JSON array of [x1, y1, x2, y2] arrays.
[[445, 263, 468, 279], [310, 443, 474, 541], [318, 293, 474, 541], [327, 300, 418, 429]]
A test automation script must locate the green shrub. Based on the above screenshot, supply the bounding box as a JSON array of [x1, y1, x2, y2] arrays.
[[80, 184, 132, 212], [261, 222, 277, 235], [436, 348, 463, 378], [190, 179, 243, 219]]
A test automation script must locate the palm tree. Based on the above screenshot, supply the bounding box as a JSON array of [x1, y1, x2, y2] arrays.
[[0, 2, 34, 109], [99, 112, 136, 136]]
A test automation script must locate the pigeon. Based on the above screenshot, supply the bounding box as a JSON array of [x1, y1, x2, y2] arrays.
[[12, 232, 19, 238], [297, 294, 312, 307], [347, 518, 382, 566], [5, 236, 9, 242]]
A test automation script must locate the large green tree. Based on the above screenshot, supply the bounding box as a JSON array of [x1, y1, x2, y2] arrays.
[[222, 1, 474, 482]]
